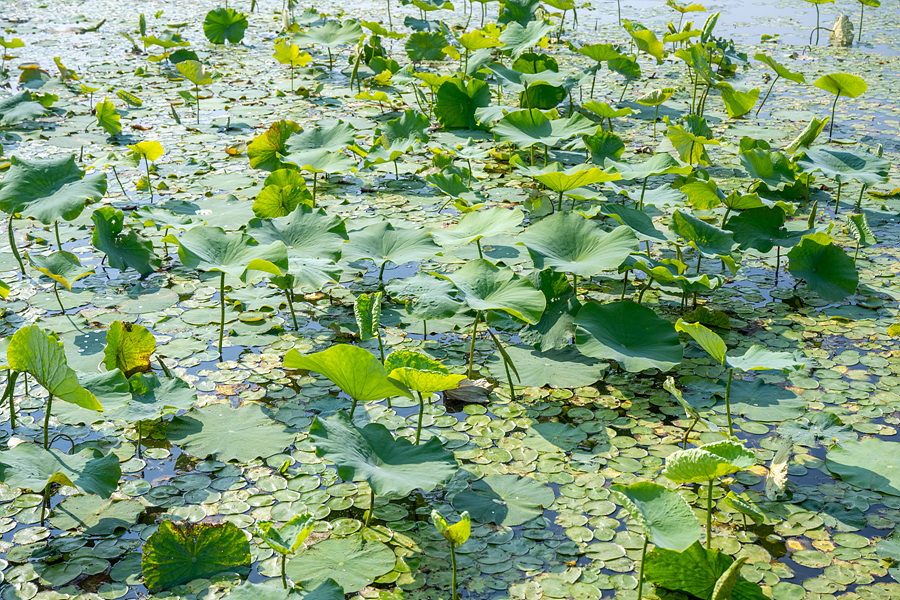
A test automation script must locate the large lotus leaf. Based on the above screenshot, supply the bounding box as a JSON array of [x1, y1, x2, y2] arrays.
[[606, 153, 692, 180], [493, 109, 596, 148], [666, 118, 719, 166], [520, 269, 580, 351], [284, 344, 410, 401], [452, 474, 554, 526], [498, 0, 541, 24], [724, 206, 807, 253], [28, 250, 93, 291], [224, 580, 344, 600], [344, 221, 439, 274], [674, 318, 726, 363], [777, 412, 855, 447], [285, 121, 356, 154], [385, 351, 464, 394], [142, 521, 251, 593], [814, 73, 867, 98], [283, 148, 356, 174], [787, 232, 858, 301], [435, 77, 491, 130], [602, 205, 670, 243], [167, 403, 296, 462], [256, 513, 315, 556], [609, 481, 701, 551], [252, 169, 313, 218], [826, 438, 900, 496], [725, 345, 804, 372], [520, 214, 638, 277], [0, 155, 107, 225], [171, 226, 289, 279], [95, 100, 122, 136], [487, 344, 605, 388], [174, 60, 212, 86], [285, 256, 342, 292], [377, 110, 430, 145], [644, 541, 767, 600], [520, 422, 587, 452], [431, 207, 524, 247], [293, 20, 363, 49], [103, 321, 155, 378], [7, 325, 101, 410], [248, 206, 347, 261], [498, 21, 554, 58], [533, 165, 621, 194], [50, 496, 143, 535], [203, 8, 248, 44], [442, 258, 546, 324], [406, 30, 449, 61], [286, 534, 395, 593], [710, 379, 806, 422], [50, 370, 131, 424], [670, 210, 736, 257], [92, 207, 160, 277], [784, 117, 829, 154], [309, 411, 458, 497], [754, 53, 805, 84], [584, 131, 626, 165], [718, 83, 760, 119], [248, 120, 301, 171], [0, 444, 120, 497], [795, 146, 889, 185], [0, 91, 49, 125], [662, 440, 756, 484], [575, 301, 682, 372], [103, 373, 197, 423], [740, 149, 797, 190], [385, 273, 462, 321]]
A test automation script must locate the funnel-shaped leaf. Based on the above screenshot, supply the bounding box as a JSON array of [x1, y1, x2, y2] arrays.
[[8, 325, 101, 410], [814, 73, 867, 98], [251, 169, 313, 218], [175, 60, 213, 86], [432, 510, 471, 548], [0, 155, 107, 224], [670, 210, 736, 257], [575, 301, 682, 372], [431, 207, 524, 247], [519, 214, 638, 277], [103, 321, 155, 378], [284, 344, 410, 401], [442, 259, 546, 324], [385, 351, 465, 394], [344, 221, 439, 276], [386, 273, 462, 321], [662, 440, 755, 484], [724, 206, 808, 253], [170, 226, 289, 279], [0, 444, 120, 497], [739, 149, 797, 190], [435, 77, 491, 130], [92, 207, 160, 277], [610, 481, 701, 551], [533, 164, 622, 194], [285, 121, 356, 154], [309, 411, 458, 497], [294, 21, 363, 49], [787, 232, 858, 301], [248, 120, 301, 171], [28, 251, 93, 291], [795, 146, 889, 185], [674, 318, 726, 364], [247, 205, 347, 261], [493, 109, 597, 148]]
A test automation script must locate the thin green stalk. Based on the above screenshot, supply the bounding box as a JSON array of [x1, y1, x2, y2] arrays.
[[467, 313, 480, 378], [349, 398, 358, 419], [856, 184, 867, 211], [386, 0, 392, 29], [557, 190, 564, 213], [41, 484, 50, 526], [112, 165, 128, 199], [653, 105, 659, 139], [415, 391, 425, 444], [281, 553, 288, 589], [859, 4, 864, 41], [828, 92, 839, 140], [756, 75, 779, 116], [834, 181, 842, 214], [4, 371, 18, 429], [638, 177, 649, 210], [637, 276, 654, 304], [774, 246, 781, 285], [636, 536, 648, 599], [815, 4, 821, 44], [476, 238, 483, 259], [706, 480, 714, 547], [218, 272, 226, 356], [312, 173, 318, 208], [44, 394, 53, 449], [854, 239, 860, 263], [53, 282, 66, 313], [620, 271, 628, 301], [8, 214, 25, 276], [423, 320, 427, 342], [54, 221, 62, 251], [366, 486, 374, 526], [137, 423, 142, 459], [683, 415, 699, 449], [158, 357, 173, 378], [376, 331, 385, 363], [285, 287, 299, 329], [196, 82, 200, 124], [145, 158, 153, 202], [449, 544, 459, 600], [724, 367, 734, 436]]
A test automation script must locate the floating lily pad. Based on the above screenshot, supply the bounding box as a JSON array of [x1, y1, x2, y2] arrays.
[[285, 534, 396, 593], [452, 474, 555, 526]]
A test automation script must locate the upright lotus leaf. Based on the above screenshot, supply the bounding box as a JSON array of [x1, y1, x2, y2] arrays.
[[248, 120, 302, 171], [0, 155, 107, 225], [0, 444, 120, 497], [856, 0, 881, 40], [385, 350, 464, 443], [583, 131, 626, 164], [309, 410, 459, 515], [256, 513, 315, 588], [796, 145, 889, 213], [284, 344, 410, 417], [814, 73, 867, 139], [670, 210, 737, 259], [674, 318, 726, 364], [625, 21, 665, 63], [168, 226, 288, 353], [431, 509, 471, 600], [91, 206, 160, 277], [847, 212, 877, 260], [435, 77, 491, 130], [740, 149, 797, 191], [247, 205, 347, 261], [103, 321, 155, 378], [431, 208, 525, 256], [252, 169, 313, 218], [533, 165, 621, 211], [644, 541, 767, 600], [8, 325, 101, 414], [443, 259, 546, 324], [126, 140, 164, 201], [784, 117, 830, 155], [716, 82, 760, 119], [142, 521, 251, 593], [499, 20, 554, 58], [493, 109, 597, 150], [28, 251, 94, 292], [666, 116, 720, 166], [0, 90, 51, 125], [753, 53, 805, 115], [286, 121, 357, 155], [203, 8, 249, 44], [519, 214, 638, 278], [724, 206, 808, 254], [95, 99, 121, 136], [167, 403, 297, 462], [606, 153, 691, 208], [385, 273, 462, 331], [355, 291, 383, 344], [175, 60, 213, 124], [636, 87, 676, 137], [787, 232, 858, 301], [294, 20, 363, 49], [575, 301, 683, 372], [344, 221, 439, 279]]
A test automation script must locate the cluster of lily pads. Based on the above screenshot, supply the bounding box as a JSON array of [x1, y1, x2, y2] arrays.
[[1, 0, 900, 599]]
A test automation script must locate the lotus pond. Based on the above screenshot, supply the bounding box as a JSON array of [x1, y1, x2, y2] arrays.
[[1, 0, 900, 599]]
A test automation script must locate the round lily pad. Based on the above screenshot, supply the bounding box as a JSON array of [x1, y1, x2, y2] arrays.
[[285, 534, 396, 592], [826, 438, 900, 496], [452, 474, 555, 526]]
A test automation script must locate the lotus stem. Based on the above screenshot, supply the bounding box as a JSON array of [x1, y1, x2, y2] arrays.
[[415, 391, 425, 444], [467, 313, 480, 378], [828, 92, 839, 141], [476, 238, 483, 259], [859, 4, 864, 41], [145, 158, 153, 203], [378, 261, 387, 280], [8, 214, 25, 276], [218, 272, 226, 356], [706, 479, 714, 547], [774, 246, 781, 285], [638, 177, 649, 210], [683, 415, 699, 449], [756, 75, 779, 117], [834, 181, 842, 214], [137, 423, 142, 459], [621, 271, 628, 301], [349, 398, 358, 419], [637, 276, 654, 304], [41, 484, 49, 526], [557, 190, 564, 213], [4, 371, 18, 429], [423, 320, 427, 342], [54, 221, 62, 251], [196, 82, 200, 124], [312, 173, 317, 208], [653, 105, 659, 139], [815, 4, 820, 45], [281, 553, 288, 589], [856, 184, 867, 211], [386, 0, 392, 29], [284, 287, 299, 329], [450, 543, 459, 600], [158, 357, 173, 378], [854, 239, 860, 263], [111, 165, 128, 199], [44, 394, 53, 449], [366, 486, 374, 526], [725, 367, 734, 437], [636, 536, 648, 599], [53, 282, 66, 313], [376, 331, 385, 363]]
